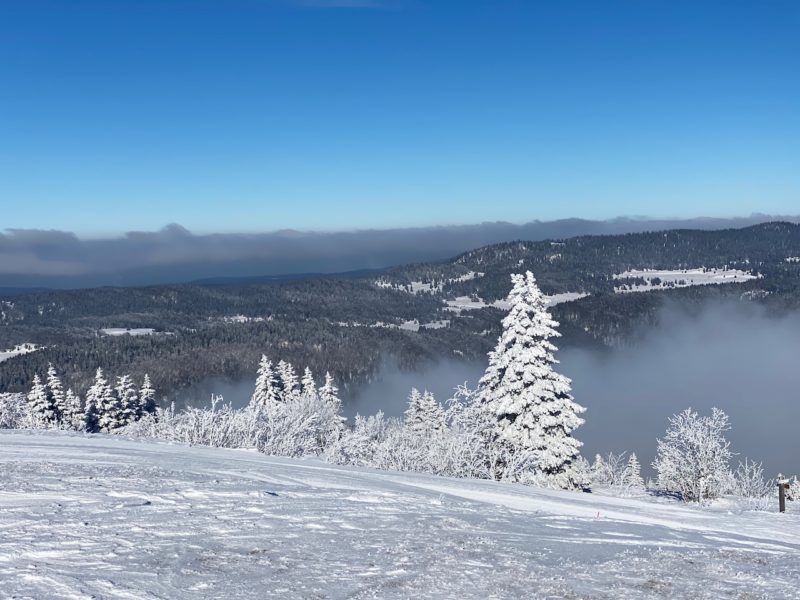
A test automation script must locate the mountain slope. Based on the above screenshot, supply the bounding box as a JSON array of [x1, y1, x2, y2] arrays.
[[1, 432, 798, 599]]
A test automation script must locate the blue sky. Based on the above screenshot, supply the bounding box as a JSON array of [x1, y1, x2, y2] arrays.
[[1, 0, 798, 236]]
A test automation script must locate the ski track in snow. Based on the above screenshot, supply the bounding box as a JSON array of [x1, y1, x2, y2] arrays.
[[1, 431, 799, 600]]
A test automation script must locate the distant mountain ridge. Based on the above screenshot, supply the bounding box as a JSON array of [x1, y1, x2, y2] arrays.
[[1, 214, 798, 290]]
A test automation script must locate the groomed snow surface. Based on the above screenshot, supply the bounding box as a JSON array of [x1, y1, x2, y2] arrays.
[[1, 432, 799, 600]]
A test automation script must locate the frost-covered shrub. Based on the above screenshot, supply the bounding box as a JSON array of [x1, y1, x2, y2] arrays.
[[653, 408, 733, 502], [256, 393, 343, 458], [731, 459, 773, 499], [0, 393, 33, 429], [122, 396, 262, 449], [325, 412, 388, 467], [590, 452, 628, 488], [723, 459, 774, 510]]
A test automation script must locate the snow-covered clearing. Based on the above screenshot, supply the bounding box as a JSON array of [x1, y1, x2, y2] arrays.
[[445, 292, 588, 313], [100, 328, 157, 337], [1, 432, 798, 599], [216, 315, 267, 324], [613, 268, 757, 293], [376, 272, 484, 295], [335, 319, 450, 331], [0, 343, 39, 363]]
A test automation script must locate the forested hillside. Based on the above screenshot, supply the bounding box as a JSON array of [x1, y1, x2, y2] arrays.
[[2, 223, 799, 400]]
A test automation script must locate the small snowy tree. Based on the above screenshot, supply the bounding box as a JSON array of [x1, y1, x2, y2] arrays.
[[84, 395, 100, 433], [405, 388, 446, 435], [88, 368, 122, 433], [301, 367, 317, 399], [45, 363, 66, 425], [28, 373, 57, 428], [653, 408, 733, 502], [477, 271, 586, 488], [318, 371, 345, 429], [251, 355, 280, 409], [139, 374, 157, 415], [622, 452, 645, 489], [276, 360, 299, 402], [63, 389, 85, 431], [115, 374, 140, 426], [591, 454, 610, 486]]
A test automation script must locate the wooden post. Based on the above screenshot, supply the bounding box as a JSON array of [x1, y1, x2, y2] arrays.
[[778, 478, 786, 513]]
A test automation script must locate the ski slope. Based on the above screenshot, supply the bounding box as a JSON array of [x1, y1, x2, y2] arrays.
[[1, 432, 798, 599]]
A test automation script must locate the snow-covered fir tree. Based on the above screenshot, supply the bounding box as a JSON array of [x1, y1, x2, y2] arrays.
[[139, 374, 157, 415], [45, 363, 66, 425], [591, 454, 609, 486], [622, 452, 644, 489], [318, 371, 345, 428], [115, 374, 140, 426], [404, 388, 446, 435], [301, 367, 317, 399], [83, 394, 99, 433], [63, 389, 85, 431], [28, 373, 57, 428], [276, 360, 299, 401], [87, 368, 122, 433], [476, 271, 586, 488], [251, 355, 280, 409]]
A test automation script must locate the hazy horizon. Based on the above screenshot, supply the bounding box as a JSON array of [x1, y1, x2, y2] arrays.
[[2, 213, 797, 290]]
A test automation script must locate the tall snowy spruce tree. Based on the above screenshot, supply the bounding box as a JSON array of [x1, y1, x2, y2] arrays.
[[276, 360, 299, 401], [63, 389, 85, 431], [251, 355, 280, 410], [301, 367, 317, 400], [28, 373, 57, 428], [45, 363, 66, 425], [477, 271, 586, 488], [87, 368, 122, 433], [115, 374, 140, 426], [139, 374, 157, 415]]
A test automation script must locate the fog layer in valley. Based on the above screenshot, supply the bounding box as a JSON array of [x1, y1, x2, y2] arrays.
[[346, 301, 800, 479], [179, 301, 800, 479]]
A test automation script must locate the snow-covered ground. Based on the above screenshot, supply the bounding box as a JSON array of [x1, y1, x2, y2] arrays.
[[1, 432, 798, 599], [376, 272, 485, 295], [100, 328, 157, 336], [613, 268, 757, 293], [445, 292, 588, 313], [0, 343, 39, 364]]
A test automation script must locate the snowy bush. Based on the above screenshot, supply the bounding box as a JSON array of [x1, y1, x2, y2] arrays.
[[588, 452, 644, 493], [723, 459, 774, 511], [0, 393, 33, 429], [257, 393, 343, 458], [653, 408, 733, 502], [123, 396, 262, 449]]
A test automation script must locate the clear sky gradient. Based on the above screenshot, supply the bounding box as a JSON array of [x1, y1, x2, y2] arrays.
[[1, 0, 798, 236]]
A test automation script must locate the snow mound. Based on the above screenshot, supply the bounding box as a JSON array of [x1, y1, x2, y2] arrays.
[[1, 432, 798, 599]]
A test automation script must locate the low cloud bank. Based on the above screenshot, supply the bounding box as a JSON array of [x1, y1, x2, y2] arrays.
[[2, 214, 796, 288]]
